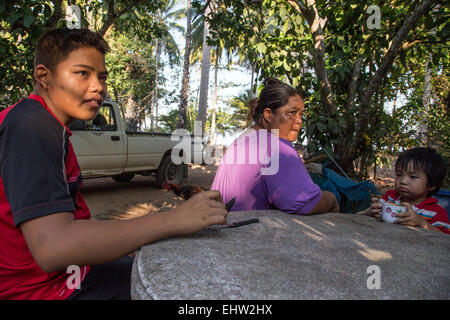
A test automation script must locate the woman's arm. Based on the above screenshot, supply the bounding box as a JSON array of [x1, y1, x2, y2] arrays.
[[307, 191, 339, 215]]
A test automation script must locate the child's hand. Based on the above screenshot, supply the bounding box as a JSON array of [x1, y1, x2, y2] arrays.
[[394, 203, 425, 227], [170, 190, 228, 235], [369, 197, 382, 220]]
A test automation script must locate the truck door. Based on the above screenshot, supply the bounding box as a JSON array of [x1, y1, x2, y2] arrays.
[[69, 104, 126, 178]]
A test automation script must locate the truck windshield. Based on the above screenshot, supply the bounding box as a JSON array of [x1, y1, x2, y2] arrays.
[[69, 105, 117, 131]]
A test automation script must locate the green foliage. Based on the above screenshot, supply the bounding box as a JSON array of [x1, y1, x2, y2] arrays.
[[0, 1, 57, 108], [227, 88, 253, 129], [105, 30, 158, 111], [158, 104, 197, 133], [0, 0, 179, 133], [203, 0, 449, 177]]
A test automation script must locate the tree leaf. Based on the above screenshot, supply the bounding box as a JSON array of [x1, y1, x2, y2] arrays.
[[284, 20, 290, 34], [283, 59, 291, 71], [23, 15, 34, 28], [6, 13, 24, 25], [256, 43, 266, 54], [280, 6, 287, 20], [338, 68, 345, 80]]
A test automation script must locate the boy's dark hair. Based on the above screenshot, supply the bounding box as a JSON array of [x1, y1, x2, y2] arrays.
[[395, 147, 446, 196], [248, 78, 302, 124], [34, 28, 109, 71]]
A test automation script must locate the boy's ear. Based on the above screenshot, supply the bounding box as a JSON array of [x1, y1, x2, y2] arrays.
[[33, 64, 50, 90]]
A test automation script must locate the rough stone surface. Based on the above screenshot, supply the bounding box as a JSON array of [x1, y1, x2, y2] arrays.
[[131, 210, 450, 300]]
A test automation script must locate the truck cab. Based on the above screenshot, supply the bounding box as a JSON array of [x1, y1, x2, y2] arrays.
[[69, 101, 188, 186]]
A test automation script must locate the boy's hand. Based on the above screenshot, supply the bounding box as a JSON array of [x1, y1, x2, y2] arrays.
[[394, 203, 425, 227], [369, 197, 382, 220], [170, 190, 228, 235]]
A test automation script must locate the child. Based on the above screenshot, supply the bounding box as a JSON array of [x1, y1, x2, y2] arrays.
[[369, 147, 449, 234], [0, 28, 227, 300]]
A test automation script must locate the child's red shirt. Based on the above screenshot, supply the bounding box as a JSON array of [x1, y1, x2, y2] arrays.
[[381, 189, 450, 234]]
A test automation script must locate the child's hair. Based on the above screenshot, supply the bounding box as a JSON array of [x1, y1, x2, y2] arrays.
[[395, 147, 446, 196], [34, 28, 109, 72], [247, 78, 302, 125]]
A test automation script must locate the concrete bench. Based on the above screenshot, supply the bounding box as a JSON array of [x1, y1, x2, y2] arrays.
[[131, 210, 449, 299]]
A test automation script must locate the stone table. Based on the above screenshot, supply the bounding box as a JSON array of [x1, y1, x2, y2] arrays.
[[131, 210, 450, 300]]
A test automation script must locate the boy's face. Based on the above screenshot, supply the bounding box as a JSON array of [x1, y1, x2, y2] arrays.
[[39, 46, 108, 125], [394, 162, 434, 204]]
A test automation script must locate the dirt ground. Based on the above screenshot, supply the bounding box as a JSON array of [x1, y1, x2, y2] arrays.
[[82, 163, 395, 221]]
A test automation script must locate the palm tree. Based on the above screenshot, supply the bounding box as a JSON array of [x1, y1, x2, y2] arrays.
[[177, 0, 192, 129], [229, 89, 254, 130], [189, 2, 226, 144], [152, 0, 184, 130], [196, 1, 212, 134]]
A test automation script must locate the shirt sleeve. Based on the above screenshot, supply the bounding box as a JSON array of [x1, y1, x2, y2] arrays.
[[0, 105, 75, 227], [429, 206, 450, 234], [263, 142, 321, 215]]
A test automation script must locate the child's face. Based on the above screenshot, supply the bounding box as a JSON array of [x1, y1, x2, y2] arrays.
[[44, 46, 108, 124], [394, 162, 433, 203]]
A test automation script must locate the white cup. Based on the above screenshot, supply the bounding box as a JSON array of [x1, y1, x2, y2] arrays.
[[381, 202, 406, 223]]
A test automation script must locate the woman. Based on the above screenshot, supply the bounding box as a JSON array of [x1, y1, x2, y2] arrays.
[[211, 78, 339, 214]]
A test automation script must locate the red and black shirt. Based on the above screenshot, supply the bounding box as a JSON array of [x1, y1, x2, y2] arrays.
[[0, 94, 90, 299]]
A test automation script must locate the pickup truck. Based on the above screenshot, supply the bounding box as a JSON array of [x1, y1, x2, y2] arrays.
[[68, 100, 188, 187]]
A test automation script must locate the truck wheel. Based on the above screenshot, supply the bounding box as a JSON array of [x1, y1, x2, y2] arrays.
[[156, 154, 184, 188], [112, 173, 135, 183]]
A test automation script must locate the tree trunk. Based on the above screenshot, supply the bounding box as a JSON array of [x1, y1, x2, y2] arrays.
[[419, 55, 432, 146], [337, 56, 364, 175], [177, 0, 192, 129], [99, 0, 144, 36], [289, 0, 337, 117], [152, 38, 161, 131], [209, 52, 219, 145], [352, 0, 439, 159], [125, 94, 139, 132], [250, 64, 255, 99], [197, 2, 212, 133]]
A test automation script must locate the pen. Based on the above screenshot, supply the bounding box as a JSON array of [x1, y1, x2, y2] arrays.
[[219, 218, 259, 229]]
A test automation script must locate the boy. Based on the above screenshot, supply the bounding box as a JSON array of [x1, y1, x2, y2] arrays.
[[369, 147, 449, 234], [0, 28, 227, 300]]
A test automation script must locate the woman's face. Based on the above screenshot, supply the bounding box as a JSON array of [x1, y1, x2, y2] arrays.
[[263, 94, 304, 142]]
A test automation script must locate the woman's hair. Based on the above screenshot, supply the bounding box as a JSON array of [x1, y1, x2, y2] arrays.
[[34, 28, 110, 71], [248, 78, 301, 125], [395, 147, 446, 196]]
